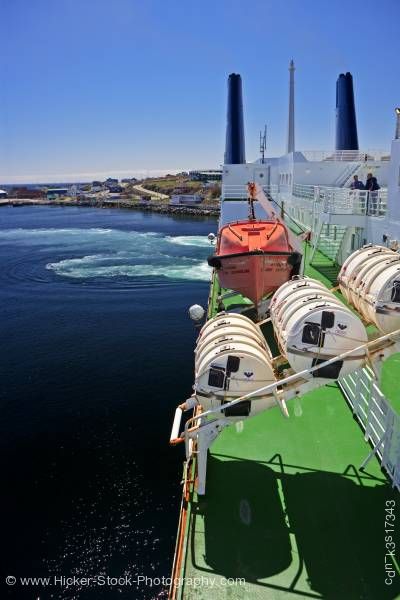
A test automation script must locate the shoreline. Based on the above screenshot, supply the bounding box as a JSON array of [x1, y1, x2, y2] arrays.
[[0, 198, 220, 217]]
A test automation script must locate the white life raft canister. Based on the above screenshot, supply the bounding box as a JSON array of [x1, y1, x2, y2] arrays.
[[338, 245, 400, 334], [194, 312, 276, 416], [270, 277, 367, 379]]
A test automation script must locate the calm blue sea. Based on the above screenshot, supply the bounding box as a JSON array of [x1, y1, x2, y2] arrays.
[[0, 206, 217, 599]]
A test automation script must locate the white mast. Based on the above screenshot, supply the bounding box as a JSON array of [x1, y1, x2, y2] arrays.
[[395, 107, 400, 140], [287, 59, 295, 154]]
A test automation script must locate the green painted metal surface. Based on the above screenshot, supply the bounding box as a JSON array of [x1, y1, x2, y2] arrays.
[[180, 388, 399, 599]]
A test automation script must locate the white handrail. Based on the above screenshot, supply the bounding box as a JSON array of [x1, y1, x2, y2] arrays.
[[184, 327, 400, 431], [222, 183, 387, 218], [170, 407, 183, 443], [300, 149, 390, 162]]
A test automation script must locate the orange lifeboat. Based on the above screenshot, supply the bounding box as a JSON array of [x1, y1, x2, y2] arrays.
[[208, 183, 302, 305]]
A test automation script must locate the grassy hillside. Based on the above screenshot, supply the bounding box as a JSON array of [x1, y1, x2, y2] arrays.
[[137, 175, 220, 204]]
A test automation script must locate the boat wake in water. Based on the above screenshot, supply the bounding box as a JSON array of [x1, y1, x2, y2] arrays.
[[0, 207, 217, 600], [0, 227, 211, 286]]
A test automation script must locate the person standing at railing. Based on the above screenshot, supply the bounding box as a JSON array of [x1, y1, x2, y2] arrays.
[[365, 172, 380, 191], [365, 172, 380, 215], [350, 175, 365, 190]]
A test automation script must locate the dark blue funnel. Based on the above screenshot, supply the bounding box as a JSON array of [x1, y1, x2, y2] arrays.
[[335, 72, 359, 150], [224, 73, 246, 164]]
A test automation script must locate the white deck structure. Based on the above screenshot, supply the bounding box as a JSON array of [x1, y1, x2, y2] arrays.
[[221, 135, 399, 266]]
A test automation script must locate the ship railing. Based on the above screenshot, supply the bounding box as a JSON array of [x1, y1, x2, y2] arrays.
[[221, 184, 247, 199], [183, 329, 400, 426], [339, 366, 400, 491], [292, 184, 387, 217], [300, 149, 390, 162], [292, 183, 317, 200], [222, 183, 388, 218], [319, 188, 387, 216], [363, 189, 388, 217], [221, 184, 278, 200]]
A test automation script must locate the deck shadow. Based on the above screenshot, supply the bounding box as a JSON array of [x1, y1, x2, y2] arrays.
[[281, 468, 400, 599], [193, 455, 400, 599], [193, 456, 292, 581]]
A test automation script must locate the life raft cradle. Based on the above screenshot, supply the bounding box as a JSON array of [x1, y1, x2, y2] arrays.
[[170, 326, 400, 495]]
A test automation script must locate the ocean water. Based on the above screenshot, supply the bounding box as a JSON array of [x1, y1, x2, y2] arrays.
[[0, 206, 217, 599]]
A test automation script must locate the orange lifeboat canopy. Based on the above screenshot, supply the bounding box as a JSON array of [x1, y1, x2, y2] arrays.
[[208, 220, 302, 305]]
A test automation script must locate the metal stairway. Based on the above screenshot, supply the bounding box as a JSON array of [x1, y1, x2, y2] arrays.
[[310, 222, 348, 264], [332, 162, 361, 187]]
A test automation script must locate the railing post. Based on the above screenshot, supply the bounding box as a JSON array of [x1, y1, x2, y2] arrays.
[[381, 408, 394, 468]]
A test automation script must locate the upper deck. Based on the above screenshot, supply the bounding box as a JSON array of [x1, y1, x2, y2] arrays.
[[176, 384, 397, 599], [171, 247, 400, 599]]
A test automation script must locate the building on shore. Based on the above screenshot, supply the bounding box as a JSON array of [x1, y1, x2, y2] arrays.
[[106, 185, 123, 193], [169, 194, 202, 206], [91, 181, 104, 192], [46, 188, 69, 200], [10, 187, 45, 199], [0, 189, 8, 199], [189, 169, 222, 182]]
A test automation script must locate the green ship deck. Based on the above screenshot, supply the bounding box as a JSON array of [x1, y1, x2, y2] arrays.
[[171, 252, 400, 600]]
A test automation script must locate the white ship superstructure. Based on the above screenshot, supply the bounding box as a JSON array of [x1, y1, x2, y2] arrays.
[[221, 63, 398, 267]]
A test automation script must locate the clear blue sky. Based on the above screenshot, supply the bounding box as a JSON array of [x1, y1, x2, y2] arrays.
[[1, 0, 399, 183]]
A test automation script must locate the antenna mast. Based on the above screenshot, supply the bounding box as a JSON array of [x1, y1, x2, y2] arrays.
[[259, 125, 267, 163], [287, 59, 295, 153]]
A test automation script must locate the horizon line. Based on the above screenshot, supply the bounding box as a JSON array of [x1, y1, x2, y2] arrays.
[[0, 168, 200, 186]]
